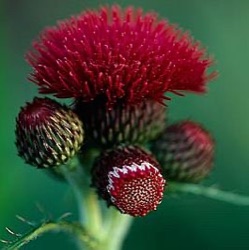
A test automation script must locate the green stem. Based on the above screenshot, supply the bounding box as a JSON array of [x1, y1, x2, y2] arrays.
[[78, 188, 132, 250], [59, 160, 102, 237], [3, 221, 95, 250], [59, 157, 133, 250], [103, 209, 133, 250], [80, 185, 102, 235], [169, 181, 249, 206]]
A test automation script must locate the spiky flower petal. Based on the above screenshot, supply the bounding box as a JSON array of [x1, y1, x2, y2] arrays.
[[27, 5, 215, 107], [151, 120, 214, 183], [92, 145, 166, 216], [75, 97, 166, 148], [15, 97, 84, 168]]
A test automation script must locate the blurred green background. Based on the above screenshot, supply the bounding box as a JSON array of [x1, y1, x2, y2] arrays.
[[1, 0, 249, 249]]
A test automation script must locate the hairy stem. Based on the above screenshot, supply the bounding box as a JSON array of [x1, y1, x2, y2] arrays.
[[169, 182, 249, 206], [3, 221, 95, 250]]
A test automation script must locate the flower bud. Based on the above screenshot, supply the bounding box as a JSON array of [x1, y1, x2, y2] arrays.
[[75, 97, 166, 148], [92, 145, 166, 216], [15, 97, 84, 168], [151, 121, 214, 183]]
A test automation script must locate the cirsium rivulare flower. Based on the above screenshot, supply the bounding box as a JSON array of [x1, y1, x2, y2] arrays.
[[15, 97, 84, 168], [27, 5, 216, 108], [92, 145, 166, 216], [75, 97, 166, 148], [151, 120, 214, 183]]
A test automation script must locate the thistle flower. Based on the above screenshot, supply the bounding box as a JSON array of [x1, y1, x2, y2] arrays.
[[75, 96, 166, 148], [15, 97, 84, 168], [92, 145, 166, 216], [151, 120, 214, 183], [27, 5, 215, 108]]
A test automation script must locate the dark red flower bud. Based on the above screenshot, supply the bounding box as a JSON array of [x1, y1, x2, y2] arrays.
[[75, 97, 166, 148], [15, 97, 84, 168], [92, 145, 166, 216], [151, 121, 214, 183], [27, 5, 216, 107]]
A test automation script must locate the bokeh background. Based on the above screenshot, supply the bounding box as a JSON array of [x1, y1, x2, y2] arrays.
[[1, 0, 249, 249]]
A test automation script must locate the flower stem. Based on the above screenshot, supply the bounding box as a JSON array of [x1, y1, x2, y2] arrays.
[[103, 209, 133, 250], [80, 185, 102, 235], [168, 181, 249, 206], [3, 220, 95, 250], [77, 190, 132, 250], [59, 157, 134, 250]]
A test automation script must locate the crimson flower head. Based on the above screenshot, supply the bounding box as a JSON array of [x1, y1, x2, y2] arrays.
[[27, 5, 215, 107], [92, 145, 166, 216]]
